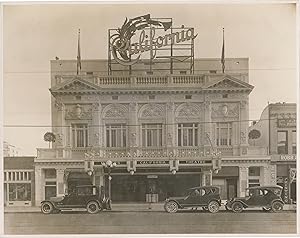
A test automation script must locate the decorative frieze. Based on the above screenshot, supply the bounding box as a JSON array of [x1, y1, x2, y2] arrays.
[[139, 104, 165, 118], [211, 103, 239, 118], [103, 104, 128, 119], [175, 103, 202, 118], [65, 104, 92, 120]]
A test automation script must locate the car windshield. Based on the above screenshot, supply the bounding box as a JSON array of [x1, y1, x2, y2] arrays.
[[269, 188, 282, 196]]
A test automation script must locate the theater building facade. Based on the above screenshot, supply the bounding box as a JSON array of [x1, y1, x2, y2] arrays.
[[33, 16, 275, 205], [32, 59, 277, 205]]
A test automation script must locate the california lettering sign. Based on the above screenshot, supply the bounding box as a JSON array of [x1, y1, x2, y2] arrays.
[[110, 14, 198, 66]]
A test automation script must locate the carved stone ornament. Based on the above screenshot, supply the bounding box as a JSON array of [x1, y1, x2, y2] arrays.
[[139, 104, 164, 118], [212, 103, 239, 118], [56, 133, 63, 146], [176, 103, 201, 118], [167, 102, 175, 111], [240, 131, 246, 143], [94, 133, 100, 145], [92, 103, 99, 111], [129, 102, 137, 112], [54, 99, 64, 111], [103, 104, 128, 118], [65, 104, 92, 120], [130, 133, 137, 146], [63, 81, 96, 91], [167, 133, 172, 145]]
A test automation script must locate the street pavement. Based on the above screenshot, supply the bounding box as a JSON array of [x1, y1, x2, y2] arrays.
[[4, 209, 296, 235]]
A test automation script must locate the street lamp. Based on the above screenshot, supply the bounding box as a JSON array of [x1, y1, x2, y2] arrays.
[[101, 160, 117, 200]]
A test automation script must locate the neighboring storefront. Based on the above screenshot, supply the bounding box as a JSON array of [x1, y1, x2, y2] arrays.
[[4, 157, 35, 206]]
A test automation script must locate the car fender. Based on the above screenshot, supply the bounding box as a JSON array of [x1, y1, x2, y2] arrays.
[[271, 199, 284, 205], [41, 200, 59, 210], [208, 199, 222, 206], [86, 199, 103, 209], [232, 199, 248, 208], [166, 199, 184, 209]]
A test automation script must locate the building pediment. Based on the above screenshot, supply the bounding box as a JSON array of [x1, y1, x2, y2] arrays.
[[205, 75, 254, 92], [50, 77, 100, 94]]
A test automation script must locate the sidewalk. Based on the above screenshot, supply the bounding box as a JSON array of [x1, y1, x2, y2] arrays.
[[4, 203, 296, 213]]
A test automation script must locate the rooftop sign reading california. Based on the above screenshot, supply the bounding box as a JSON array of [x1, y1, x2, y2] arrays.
[[109, 14, 198, 66]]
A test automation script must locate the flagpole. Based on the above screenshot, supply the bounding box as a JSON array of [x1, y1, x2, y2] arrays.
[[77, 29, 81, 75], [221, 28, 225, 74]]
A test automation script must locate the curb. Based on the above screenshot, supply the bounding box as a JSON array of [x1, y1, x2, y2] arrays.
[[4, 204, 296, 213]]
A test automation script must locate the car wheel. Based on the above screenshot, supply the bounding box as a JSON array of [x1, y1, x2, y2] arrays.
[[202, 206, 209, 211], [262, 206, 272, 212], [164, 201, 179, 213], [207, 201, 220, 213], [232, 202, 244, 213], [41, 202, 53, 214], [271, 201, 284, 213], [86, 201, 100, 214]]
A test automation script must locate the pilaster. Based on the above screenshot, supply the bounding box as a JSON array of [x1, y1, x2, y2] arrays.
[[34, 167, 43, 206], [129, 102, 138, 147], [56, 169, 65, 196], [238, 166, 249, 197]]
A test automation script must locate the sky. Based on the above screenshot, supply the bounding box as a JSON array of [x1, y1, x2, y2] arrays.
[[3, 3, 297, 156]]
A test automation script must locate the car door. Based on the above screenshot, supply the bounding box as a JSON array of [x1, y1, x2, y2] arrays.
[[183, 189, 201, 207], [247, 188, 265, 207], [60, 191, 80, 208]]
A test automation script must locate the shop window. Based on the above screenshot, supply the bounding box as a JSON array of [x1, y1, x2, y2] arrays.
[[8, 183, 31, 201], [248, 179, 260, 187], [177, 123, 199, 146], [292, 130, 296, 154], [72, 124, 88, 147], [216, 123, 232, 146], [142, 124, 163, 147], [249, 167, 260, 176], [45, 182, 56, 200], [45, 169, 56, 179], [277, 131, 288, 154], [106, 124, 127, 147]]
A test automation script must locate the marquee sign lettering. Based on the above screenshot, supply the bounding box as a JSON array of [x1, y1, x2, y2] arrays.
[[137, 160, 169, 165], [110, 14, 198, 66]]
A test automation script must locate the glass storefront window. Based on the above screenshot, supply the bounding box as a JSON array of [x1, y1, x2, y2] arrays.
[[177, 123, 198, 146], [8, 183, 31, 201], [45, 169, 56, 179], [277, 131, 288, 154], [249, 167, 260, 176], [142, 124, 163, 147], [106, 124, 127, 147], [72, 124, 88, 147], [292, 130, 296, 154], [216, 123, 232, 146]]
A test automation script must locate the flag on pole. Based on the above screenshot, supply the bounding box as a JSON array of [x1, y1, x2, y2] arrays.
[[221, 28, 225, 74], [77, 29, 81, 75]]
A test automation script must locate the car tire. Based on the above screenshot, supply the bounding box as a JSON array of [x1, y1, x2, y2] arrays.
[[271, 201, 284, 213], [86, 201, 100, 214], [164, 201, 179, 213], [232, 202, 244, 213], [207, 201, 220, 213], [41, 202, 54, 214]]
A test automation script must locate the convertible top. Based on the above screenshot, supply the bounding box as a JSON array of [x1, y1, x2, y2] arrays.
[[246, 185, 283, 190], [187, 186, 220, 190]]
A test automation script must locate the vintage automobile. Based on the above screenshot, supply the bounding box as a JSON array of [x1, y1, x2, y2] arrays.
[[41, 185, 111, 214], [225, 185, 284, 213], [164, 186, 222, 213]]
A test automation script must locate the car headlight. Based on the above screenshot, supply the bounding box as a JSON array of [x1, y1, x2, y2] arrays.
[[165, 198, 169, 202]]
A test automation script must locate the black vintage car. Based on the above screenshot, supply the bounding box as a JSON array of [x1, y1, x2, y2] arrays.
[[164, 186, 222, 213], [225, 185, 284, 213], [41, 185, 111, 214]]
